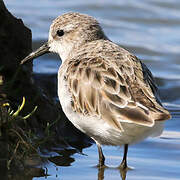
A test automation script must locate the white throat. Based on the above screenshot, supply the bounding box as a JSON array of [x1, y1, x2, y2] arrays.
[[49, 41, 73, 62], [48, 33, 74, 62]]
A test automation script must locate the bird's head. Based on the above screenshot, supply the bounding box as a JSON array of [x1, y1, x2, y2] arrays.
[[21, 12, 106, 64]]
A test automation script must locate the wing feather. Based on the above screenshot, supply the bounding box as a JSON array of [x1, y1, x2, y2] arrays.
[[66, 53, 171, 132]]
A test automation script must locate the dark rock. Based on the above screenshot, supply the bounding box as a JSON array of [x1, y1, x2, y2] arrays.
[[0, 1, 32, 77]]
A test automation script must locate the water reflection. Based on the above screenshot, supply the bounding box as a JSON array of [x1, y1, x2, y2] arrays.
[[48, 149, 76, 166], [5, 148, 77, 180], [97, 167, 105, 180], [7, 167, 47, 180], [97, 166, 128, 180]]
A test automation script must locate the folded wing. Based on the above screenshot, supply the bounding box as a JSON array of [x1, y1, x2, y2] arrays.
[[66, 54, 171, 132]]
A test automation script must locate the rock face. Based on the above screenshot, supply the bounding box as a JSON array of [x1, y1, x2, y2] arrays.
[[0, 0, 32, 102], [0, 1, 32, 78]]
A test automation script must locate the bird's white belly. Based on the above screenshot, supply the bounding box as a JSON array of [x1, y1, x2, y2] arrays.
[[57, 69, 164, 146]]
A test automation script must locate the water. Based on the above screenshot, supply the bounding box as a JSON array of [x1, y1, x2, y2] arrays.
[[5, 0, 180, 179]]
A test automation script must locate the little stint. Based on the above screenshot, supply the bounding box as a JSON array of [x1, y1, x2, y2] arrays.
[[21, 12, 171, 169]]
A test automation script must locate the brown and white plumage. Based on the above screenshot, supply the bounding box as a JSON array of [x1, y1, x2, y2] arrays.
[[65, 40, 170, 129], [21, 12, 171, 169]]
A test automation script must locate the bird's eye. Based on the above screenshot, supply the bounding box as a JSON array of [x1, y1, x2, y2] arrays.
[[57, 30, 64, 37]]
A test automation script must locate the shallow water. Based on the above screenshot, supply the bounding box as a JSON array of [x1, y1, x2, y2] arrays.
[[5, 0, 180, 179]]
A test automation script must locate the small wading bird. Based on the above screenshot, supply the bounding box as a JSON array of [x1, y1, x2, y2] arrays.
[[21, 12, 171, 169]]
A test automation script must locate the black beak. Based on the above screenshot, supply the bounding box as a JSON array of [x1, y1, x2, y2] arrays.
[[20, 42, 50, 65]]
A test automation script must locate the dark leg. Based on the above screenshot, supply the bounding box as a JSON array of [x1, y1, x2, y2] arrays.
[[120, 144, 128, 169], [97, 143, 105, 168]]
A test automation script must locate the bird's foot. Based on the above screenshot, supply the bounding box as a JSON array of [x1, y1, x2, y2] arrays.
[[96, 163, 108, 169], [119, 159, 128, 170]]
